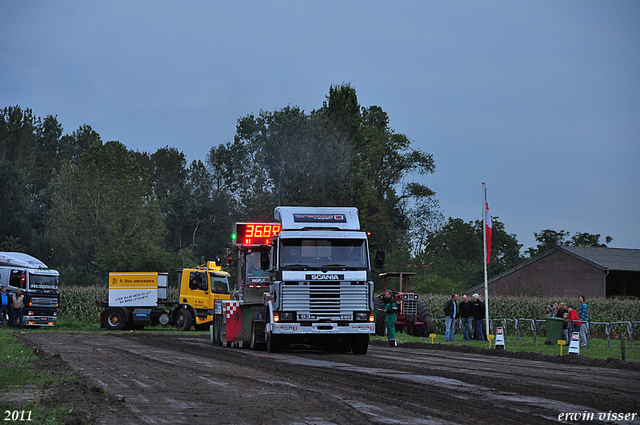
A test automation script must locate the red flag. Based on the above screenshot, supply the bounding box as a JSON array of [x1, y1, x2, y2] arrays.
[[485, 189, 492, 265]]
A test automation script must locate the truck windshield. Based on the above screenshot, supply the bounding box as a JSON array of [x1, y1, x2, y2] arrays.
[[210, 275, 230, 294], [280, 239, 367, 269], [29, 274, 58, 291]]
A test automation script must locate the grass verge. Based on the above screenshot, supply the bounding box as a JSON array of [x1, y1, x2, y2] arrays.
[[0, 329, 73, 424]]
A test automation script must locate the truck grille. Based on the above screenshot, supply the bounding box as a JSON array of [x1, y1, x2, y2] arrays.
[[30, 297, 58, 308], [282, 283, 369, 319]]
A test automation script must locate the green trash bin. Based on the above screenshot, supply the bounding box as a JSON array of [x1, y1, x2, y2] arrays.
[[545, 317, 565, 345]]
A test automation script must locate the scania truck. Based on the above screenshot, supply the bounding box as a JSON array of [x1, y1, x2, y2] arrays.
[[213, 207, 383, 354], [0, 252, 60, 326]]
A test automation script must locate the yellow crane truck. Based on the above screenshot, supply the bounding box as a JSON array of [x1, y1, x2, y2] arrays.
[[98, 262, 231, 331]]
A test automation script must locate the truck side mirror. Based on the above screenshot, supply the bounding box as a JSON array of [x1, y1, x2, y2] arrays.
[[374, 251, 385, 270], [260, 251, 270, 270]]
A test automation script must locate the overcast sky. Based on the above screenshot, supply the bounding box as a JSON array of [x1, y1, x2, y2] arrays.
[[2, 1, 638, 251]]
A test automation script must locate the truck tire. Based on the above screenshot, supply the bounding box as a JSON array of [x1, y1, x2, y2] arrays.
[[250, 320, 266, 351], [175, 309, 193, 331], [103, 308, 127, 331], [267, 331, 282, 353], [352, 334, 369, 354], [374, 298, 386, 336], [412, 300, 429, 337]]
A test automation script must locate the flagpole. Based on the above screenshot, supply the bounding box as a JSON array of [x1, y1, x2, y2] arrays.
[[482, 183, 490, 341]]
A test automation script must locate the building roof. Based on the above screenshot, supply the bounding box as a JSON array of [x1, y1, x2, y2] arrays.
[[560, 246, 640, 272], [467, 246, 640, 294]]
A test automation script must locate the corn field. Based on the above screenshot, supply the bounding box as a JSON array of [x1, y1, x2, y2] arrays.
[[59, 285, 180, 324]]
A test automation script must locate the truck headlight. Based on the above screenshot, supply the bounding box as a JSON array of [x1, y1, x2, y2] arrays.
[[280, 312, 294, 321], [355, 312, 369, 321]]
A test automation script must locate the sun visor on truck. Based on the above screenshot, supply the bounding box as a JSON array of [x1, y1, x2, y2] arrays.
[[274, 206, 361, 231]]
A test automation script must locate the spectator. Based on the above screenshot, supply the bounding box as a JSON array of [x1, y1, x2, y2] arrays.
[[0, 286, 9, 327], [553, 301, 559, 316], [578, 295, 589, 346], [556, 302, 569, 340], [443, 294, 458, 341], [555, 302, 568, 319], [545, 305, 553, 317], [12, 288, 25, 329], [566, 305, 582, 343], [472, 294, 485, 341], [458, 294, 474, 341]]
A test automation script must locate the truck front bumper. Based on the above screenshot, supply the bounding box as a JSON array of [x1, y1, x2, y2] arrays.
[[24, 315, 57, 326], [269, 322, 374, 335]]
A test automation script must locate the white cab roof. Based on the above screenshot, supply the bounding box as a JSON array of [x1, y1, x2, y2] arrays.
[[0, 252, 49, 268], [274, 207, 360, 231]]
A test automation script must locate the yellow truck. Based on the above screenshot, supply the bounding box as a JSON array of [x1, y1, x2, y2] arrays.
[[98, 262, 231, 331]]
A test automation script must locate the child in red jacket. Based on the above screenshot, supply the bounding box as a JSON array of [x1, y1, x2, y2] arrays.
[[567, 305, 582, 336]]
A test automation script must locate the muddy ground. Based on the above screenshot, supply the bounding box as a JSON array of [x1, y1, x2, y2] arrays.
[[10, 331, 640, 424]]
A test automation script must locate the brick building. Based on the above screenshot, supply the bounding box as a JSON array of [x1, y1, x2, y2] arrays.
[[469, 246, 640, 299]]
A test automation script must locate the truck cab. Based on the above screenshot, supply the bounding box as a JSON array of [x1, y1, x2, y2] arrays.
[[264, 207, 376, 354], [175, 262, 231, 331], [0, 252, 60, 326]]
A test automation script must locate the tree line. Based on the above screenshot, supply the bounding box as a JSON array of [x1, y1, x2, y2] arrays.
[[0, 84, 610, 290]]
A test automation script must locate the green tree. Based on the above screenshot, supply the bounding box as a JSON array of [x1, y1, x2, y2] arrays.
[[48, 141, 167, 283], [525, 229, 612, 257], [570, 232, 611, 247], [212, 84, 437, 254], [416, 216, 523, 289]]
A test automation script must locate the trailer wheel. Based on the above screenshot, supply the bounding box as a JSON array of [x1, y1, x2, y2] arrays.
[[267, 331, 282, 353], [103, 308, 127, 331], [175, 309, 193, 331], [374, 298, 386, 336], [352, 334, 369, 354]]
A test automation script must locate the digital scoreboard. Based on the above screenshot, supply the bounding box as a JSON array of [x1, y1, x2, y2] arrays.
[[234, 222, 281, 246]]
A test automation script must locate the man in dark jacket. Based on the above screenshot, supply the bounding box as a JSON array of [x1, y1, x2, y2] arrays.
[[472, 293, 485, 341], [443, 294, 458, 341], [458, 294, 474, 341]]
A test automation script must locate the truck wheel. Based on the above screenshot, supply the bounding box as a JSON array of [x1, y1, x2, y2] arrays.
[[250, 320, 266, 351], [267, 331, 282, 353], [103, 309, 127, 331], [352, 334, 369, 354], [175, 309, 193, 331], [374, 298, 386, 336]]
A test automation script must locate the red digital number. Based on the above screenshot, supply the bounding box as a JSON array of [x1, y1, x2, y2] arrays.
[[237, 223, 281, 246]]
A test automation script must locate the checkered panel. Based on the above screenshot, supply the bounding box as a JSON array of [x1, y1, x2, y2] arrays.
[[225, 301, 240, 319]]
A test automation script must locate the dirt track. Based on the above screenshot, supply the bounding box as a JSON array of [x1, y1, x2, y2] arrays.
[[21, 331, 640, 425]]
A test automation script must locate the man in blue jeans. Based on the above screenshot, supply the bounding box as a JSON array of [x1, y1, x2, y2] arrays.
[[12, 288, 25, 329], [444, 294, 458, 341], [458, 294, 474, 341], [472, 293, 486, 341]]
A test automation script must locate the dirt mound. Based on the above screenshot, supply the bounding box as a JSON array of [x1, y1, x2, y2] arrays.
[[370, 339, 640, 371]]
